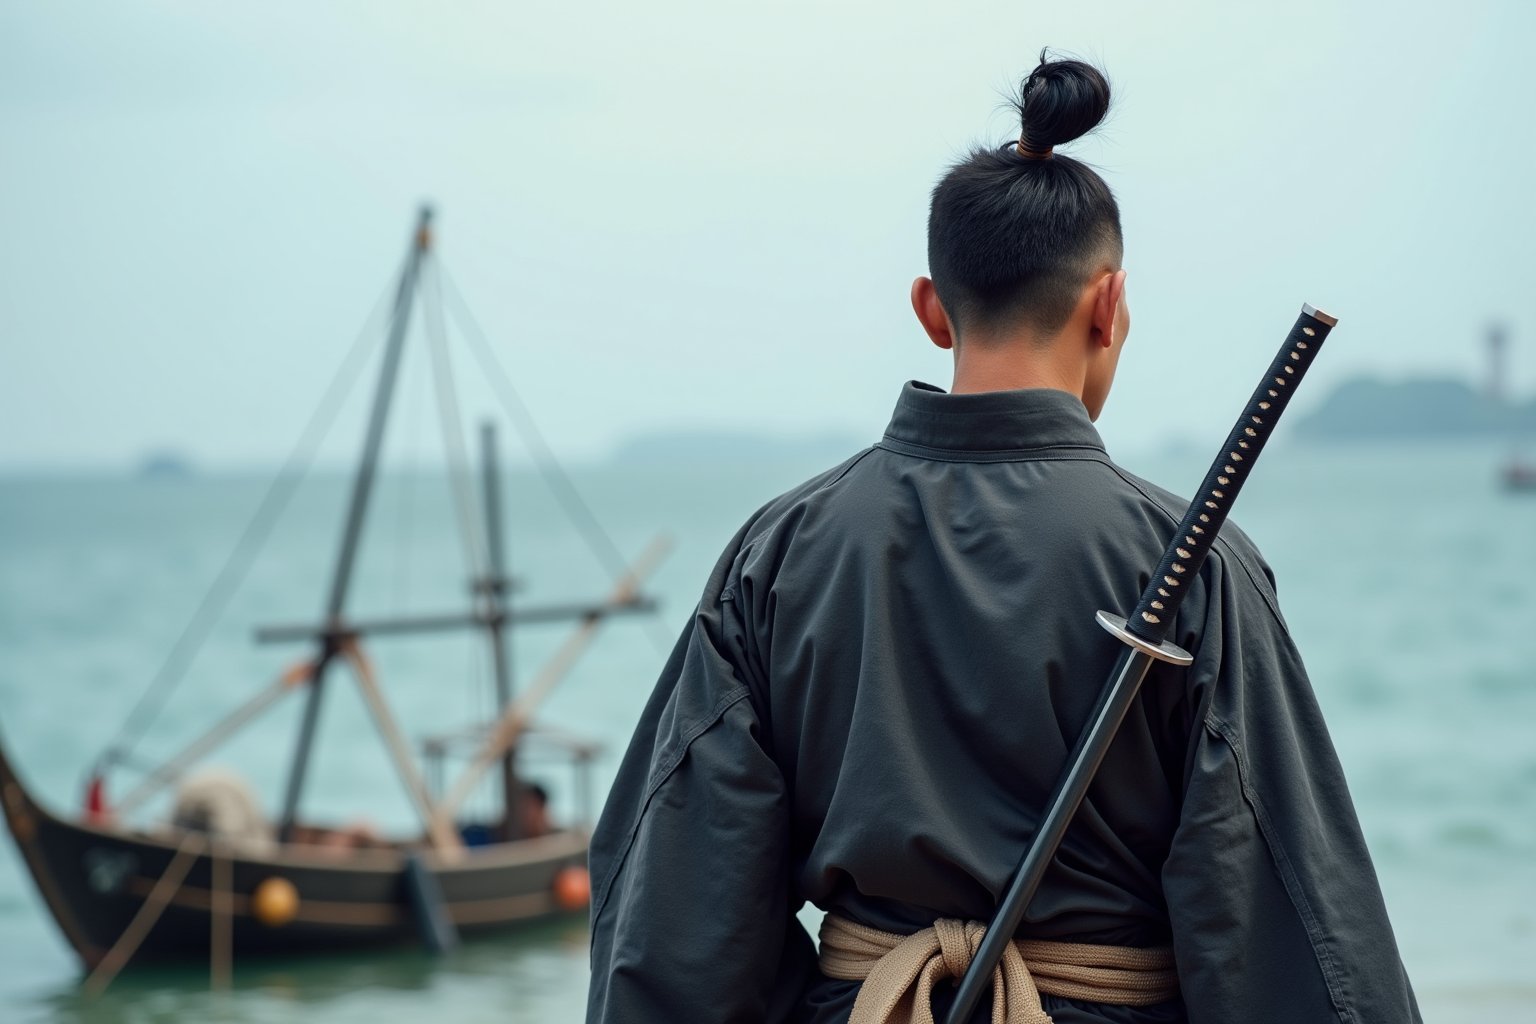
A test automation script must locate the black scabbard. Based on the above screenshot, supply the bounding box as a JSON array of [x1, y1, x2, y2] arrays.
[[943, 303, 1338, 1024]]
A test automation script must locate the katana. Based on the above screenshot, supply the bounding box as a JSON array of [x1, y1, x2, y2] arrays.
[[945, 303, 1339, 1024]]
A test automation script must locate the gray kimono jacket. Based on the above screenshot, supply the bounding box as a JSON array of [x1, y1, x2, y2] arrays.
[[587, 382, 1419, 1023]]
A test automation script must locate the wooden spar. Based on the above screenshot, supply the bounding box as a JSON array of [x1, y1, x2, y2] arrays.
[[336, 641, 464, 857], [252, 597, 655, 645], [479, 421, 519, 838], [114, 663, 311, 818], [278, 207, 432, 840], [432, 534, 671, 831]]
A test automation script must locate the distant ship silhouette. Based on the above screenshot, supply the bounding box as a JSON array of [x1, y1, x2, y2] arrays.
[[136, 450, 195, 479]]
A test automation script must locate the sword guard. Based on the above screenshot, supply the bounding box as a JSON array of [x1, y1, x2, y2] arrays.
[[1095, 611, 1194, 666]]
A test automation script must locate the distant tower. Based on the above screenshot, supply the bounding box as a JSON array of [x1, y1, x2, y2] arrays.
[[1487, 323, 1508, 406]]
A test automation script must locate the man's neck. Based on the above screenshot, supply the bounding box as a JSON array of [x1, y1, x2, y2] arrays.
[[949, 342, 1086, 400]]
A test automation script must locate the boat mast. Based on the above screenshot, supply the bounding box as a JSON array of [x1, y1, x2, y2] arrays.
[[277, 206, 432, 840], [478, 421, 519, 838]]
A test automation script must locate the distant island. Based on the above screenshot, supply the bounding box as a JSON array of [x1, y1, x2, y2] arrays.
[[1294, 376, 1536, 442]]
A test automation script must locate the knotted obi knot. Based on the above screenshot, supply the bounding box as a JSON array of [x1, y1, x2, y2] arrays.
[[818, 913, 1177, 1024]]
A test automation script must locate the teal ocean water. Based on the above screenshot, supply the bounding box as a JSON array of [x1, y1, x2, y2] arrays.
[[1, 443, 1533, 1022]]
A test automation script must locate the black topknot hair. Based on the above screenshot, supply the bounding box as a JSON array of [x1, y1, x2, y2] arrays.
[[1016, 50, 1113, 154], [927, 50, 1122, 337]]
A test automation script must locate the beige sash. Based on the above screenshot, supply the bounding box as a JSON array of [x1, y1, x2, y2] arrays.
[[818, 914, 1177, 1024]]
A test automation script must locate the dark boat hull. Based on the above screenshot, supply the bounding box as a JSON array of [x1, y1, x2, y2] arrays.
[[0, 740, 588, 969]]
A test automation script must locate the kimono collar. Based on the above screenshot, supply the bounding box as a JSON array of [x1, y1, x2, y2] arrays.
[[882, 380, 1106, 454]]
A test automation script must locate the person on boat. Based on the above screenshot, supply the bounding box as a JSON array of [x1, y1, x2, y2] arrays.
[[587, 55, 1420, 1023], [518, 781, 553, 838]]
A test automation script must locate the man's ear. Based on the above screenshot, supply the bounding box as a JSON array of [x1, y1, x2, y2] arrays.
[[1091, 269, 1127, 349], [911, 276, 956, 351]]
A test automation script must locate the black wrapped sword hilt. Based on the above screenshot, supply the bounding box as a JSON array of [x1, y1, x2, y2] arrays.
[[1124, 303, 1337, 645]]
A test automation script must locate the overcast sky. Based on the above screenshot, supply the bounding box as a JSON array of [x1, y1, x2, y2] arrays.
[[3, 1, 1532, 470]]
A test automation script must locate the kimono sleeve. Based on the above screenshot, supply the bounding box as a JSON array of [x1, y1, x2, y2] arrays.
[[1162, 550, 1421, 1023], [585, 544, 817, 1023]]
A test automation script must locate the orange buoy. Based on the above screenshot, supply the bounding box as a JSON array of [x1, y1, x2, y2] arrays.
[[552, 865, 590, 911], [251, 876, 300, 927]]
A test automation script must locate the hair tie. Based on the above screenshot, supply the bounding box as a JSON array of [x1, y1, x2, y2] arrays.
[[1016, 141, 1053, 160]]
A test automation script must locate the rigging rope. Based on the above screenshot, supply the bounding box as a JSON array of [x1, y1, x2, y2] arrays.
[[439, 267, 675, 656], [438, 266, 632, 583], [422, 257, 491, 584], [389, 327, 426, 616], [110, 247, 674, 780], [101, 280, 398, 771]]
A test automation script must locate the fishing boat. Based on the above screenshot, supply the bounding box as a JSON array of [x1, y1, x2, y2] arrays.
[[0, 207, 666, 981]]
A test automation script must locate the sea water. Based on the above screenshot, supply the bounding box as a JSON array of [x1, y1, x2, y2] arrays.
[[1, 442, 1532, 1022]]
